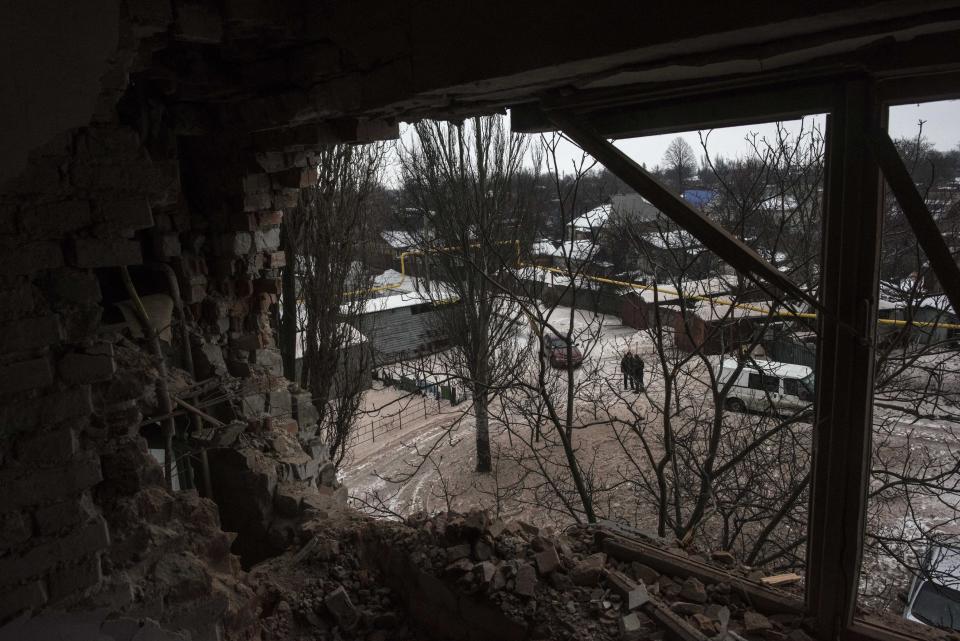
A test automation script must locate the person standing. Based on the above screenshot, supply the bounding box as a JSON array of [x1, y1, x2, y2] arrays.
[[621, 351, 633, 390], [634, 353, 645, 391]]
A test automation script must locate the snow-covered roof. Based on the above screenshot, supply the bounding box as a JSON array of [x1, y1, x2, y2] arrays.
[[879, 281, 957, 315], [350, 282, 458, 315], [678, 276, 738, 297], [512, 266, 602, 290], [668, 299, 775, 322], [357, 291, 431, 313], [617, 276, 743, 304], [571, 204, 611, 231], [640, 230, 702, 250], [531, 240, 599, 262], [919, 294, 955, 315], [295, 322, 367, 359], [372, 269, 417, 293], [531, 239, 559, 257], [719, 358, 812, 379], [381, 230, 418, 249], [760, 194, 799, 212], [555, 240, 599, 262]]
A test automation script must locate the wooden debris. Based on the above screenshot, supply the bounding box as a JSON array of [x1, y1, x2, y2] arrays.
[[606, 568, 707, 641], [759, 573, 802, 587], [596, 530, 804, 615]]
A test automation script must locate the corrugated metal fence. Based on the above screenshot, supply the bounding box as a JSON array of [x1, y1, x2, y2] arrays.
[[765, 338, 817, 368]]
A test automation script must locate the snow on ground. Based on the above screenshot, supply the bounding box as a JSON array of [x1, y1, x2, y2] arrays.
[[339, 305, 960, 620]]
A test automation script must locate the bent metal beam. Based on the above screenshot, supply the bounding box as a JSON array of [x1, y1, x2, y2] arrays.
[[866, 127, 960, 321], [545, 110, 821, 313]]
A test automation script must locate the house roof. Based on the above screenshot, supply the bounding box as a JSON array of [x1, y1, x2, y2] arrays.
[[295, 321, 368, 359], [641, 229, 703, 250], [381, 230, 418, 249], [571, 204, 611, 231], [681, 189, 717, 209], [667, 299, 775, 322]]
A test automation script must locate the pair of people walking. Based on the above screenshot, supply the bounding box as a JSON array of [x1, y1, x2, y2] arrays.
[[621, 350, 645, 392]]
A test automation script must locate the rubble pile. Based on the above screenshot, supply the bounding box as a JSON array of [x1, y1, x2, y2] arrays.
[[248, 509, 417, 641], [258, 508, 817, 641]]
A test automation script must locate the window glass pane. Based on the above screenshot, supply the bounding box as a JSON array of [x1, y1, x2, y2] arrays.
[[346, 115, 822, 596], [857, 99, 960, 636]]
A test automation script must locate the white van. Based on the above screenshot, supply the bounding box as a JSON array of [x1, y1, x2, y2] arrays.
[[717, 358, 814, 413], [904, 546, 960, 632]]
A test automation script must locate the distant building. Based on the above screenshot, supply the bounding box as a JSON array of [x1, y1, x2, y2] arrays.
[[348, 289, 457, 365], [295, 322, 373, 399], [680, 188, 717, 210]]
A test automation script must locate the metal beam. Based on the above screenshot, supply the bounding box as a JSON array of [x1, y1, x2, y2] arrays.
[[806, 79, 883, 641], [516, 79, 834, 138], [866, 127, 960, 321], [546, 110, 821, 311]]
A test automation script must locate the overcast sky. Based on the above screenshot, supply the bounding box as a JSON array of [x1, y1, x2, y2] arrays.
[[387, 100, 958, 185]]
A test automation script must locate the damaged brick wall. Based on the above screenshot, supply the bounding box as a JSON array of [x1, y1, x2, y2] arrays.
[[0, 2, 335, 635]]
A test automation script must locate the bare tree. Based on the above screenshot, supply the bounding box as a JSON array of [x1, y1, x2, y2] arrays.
[[661, 136, 697, 191], [398, 116, 534, 473], [282, 142, 388, 468]]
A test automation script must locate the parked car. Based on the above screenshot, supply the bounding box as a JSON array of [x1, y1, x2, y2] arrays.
[[904, 546, 960, 632], [716, 358, 814, 413], [544, 333, 584, 369]]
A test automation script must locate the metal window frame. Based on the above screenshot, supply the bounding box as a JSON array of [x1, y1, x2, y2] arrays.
[[522, 67, 960, 641]]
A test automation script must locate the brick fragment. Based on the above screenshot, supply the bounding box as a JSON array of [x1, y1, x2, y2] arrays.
[[0, 581, 47, 621], [220, 232, 252, 256], [59, 350, 116, 384], [514, 562, 537, 597], [46, 268, 101, 304], [47, 554, 103, 601], [254, 228, 281, 252], [265, 251, 286, 268], [175, 2, 223, 43], [78, 126, 140, 158], [0, 451, 102, 512], [243, 191, 272, 212], [0, 511, 32, 549], [0, 357, 53, 394], [276, 188, 299, 208], [152, 231, 181, 258], [273, 418, 299, 436], [229, 212, 258, 231], [258, 210, 283, 226], [570, 552, 606, 586], [17, 428, 78, 465], [0, 241, 62, 275], [254, 278, 280, 294], [268, 389, 292, 417], [255, 151, 286, 173], [20, 200, 92, 238], [292, 392, 319, 426], [0, 516, 109, 588], [242, 173, 271, 194], [534, 545, 560, 575], [0, 315, 62, 354], [234, 278, 254, 297], [619, 613, 644, 641], [252, 348, 283, 376], [272, 167, 316, 189], [0, 386, 92, 434], [35, 497, 94, 536], [0, 282, 36, 323], [324, 586, 359, 629], [68, 238, 142, 268]]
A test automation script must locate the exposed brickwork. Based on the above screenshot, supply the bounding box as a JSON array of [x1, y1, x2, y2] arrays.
[[0, 2, 341, 632]]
